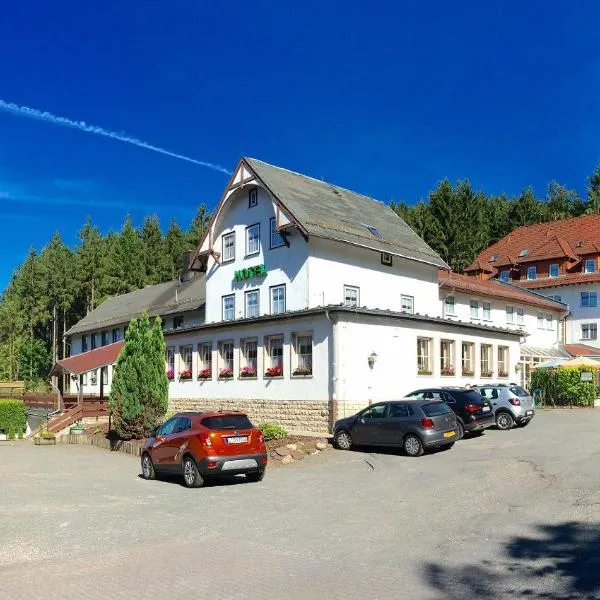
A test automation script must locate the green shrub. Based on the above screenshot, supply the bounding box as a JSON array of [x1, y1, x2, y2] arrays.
[[0, 399, 27, 436], [530, 367, 596, 406], [259, 423, 287, 441], [39, 430, 56, 440]]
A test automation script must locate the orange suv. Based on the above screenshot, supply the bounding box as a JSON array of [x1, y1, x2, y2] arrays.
[[141, 411, 268, 488]]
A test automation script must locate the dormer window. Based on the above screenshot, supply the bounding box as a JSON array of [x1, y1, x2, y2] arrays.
[[490, 254, 499, 263], [584, 258, 596, 273], [519, 248, 529, 257], [499, 270, 509, 282], [248, 188, 258, 208], [527, 266, 537, 280], [549, 263, 559, 278]]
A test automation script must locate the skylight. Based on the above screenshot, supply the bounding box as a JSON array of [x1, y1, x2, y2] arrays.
[[490, 254, 499, 262], [519, 248, 529, 257], [363, 224, 383, 238]]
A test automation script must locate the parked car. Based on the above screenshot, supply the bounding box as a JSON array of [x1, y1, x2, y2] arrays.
[[404, 387, 494, 438], [333, 399, 459, 457], [472, 384, 535, 430], [141, 411, 268, 488]]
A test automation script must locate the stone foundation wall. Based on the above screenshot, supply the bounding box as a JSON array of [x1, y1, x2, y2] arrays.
[[169, 398, 331, 434]]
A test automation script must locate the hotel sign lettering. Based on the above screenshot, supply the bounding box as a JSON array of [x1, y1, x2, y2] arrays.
[[234, 264, 267, 282]]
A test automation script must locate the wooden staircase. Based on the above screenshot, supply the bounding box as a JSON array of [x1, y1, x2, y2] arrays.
[[47, 399, 109, 434]]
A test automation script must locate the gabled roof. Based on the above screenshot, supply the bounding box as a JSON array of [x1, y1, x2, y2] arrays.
[[193, 157, 448, 270], [66, 275, 205, 336], [439, 270, 567, 312], [466, 214, 600, 273], [50, 341, 124, 376]]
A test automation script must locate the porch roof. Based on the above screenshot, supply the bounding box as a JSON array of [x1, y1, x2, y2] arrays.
[[50, 341, 124, 376]]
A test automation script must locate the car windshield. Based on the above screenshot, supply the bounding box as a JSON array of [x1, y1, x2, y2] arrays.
[[422, 402, 452, 417], [509, 386, 529, 397], [201, 415, 253, 430]]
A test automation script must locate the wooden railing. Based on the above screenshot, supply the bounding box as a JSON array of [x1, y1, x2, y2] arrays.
[[47, 399, 109, 434], [0, 381, 25, 397]]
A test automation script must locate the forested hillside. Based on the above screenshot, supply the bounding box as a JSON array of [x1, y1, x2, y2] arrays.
[[0, 204, 210, 385]]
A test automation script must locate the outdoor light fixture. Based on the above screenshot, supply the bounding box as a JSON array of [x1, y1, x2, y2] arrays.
[[368, 352, 378, 369]]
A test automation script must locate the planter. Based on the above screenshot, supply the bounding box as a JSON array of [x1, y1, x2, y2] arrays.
[[70, 426, 85, 435], [34, 436, 56, 445]]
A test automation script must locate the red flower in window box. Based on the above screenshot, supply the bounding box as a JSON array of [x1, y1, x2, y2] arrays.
[[441, 365, 455, 376], [166, 370, 174, 380], [240, 366, 257, 378], [265, 365, 283, 377], [219, 368, 233, 379], [198, 368, 211, 380], [179, 370, 192, 380]]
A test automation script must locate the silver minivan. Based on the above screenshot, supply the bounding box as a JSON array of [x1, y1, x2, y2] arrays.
[[474, 384, 535, 430]]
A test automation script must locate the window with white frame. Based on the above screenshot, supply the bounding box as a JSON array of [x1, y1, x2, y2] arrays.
[[198, 342, 212, 378], [470, 300, 480, 319], [584, 258, 596, 273], [245, 289, 259, 318], [166, 346, 175, 377], [344, 285, 360, 308], [440, 340, 455, 376], [581, 291, 598, 307], [270, 217, 285, 249], [506, 305, 514, 324], [401, 295, 414, 314], [499, 270, 509, 283], [265, 335, 284, 376], [248, 188, 258, 208], [444, 296, 455, 316], [101, 366, 109, 385], [461, 342, 474, 375], [240, 338, 258, 376], [527, 266, 537, 280], [270, 285, 286, 315], [293, 333, 312, 376], [222, 232, 235, 262], [497, 346, 509, 377], [537, 313, 545, 329], [549, 263, 559, 278], [246, 223, 260, 256], [218, 340, 234, 376], [545, 313, 553, 330], [179, 345, 193, 377], [582, 323, 597, 340], [482, 302, 492, 321], [417, 338, 432, 374], [516, 307, 524, 325], [222, 294, 235, 321], [480, 345, 492, 376]]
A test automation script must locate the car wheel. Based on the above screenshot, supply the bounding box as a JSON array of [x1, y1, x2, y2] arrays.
[[246, 470, 266, 483], [141, 453, 155, 480], [456, 421, 465, 440], [334, 429, 352, 450], [403, 434, 424, 457], [182, 456, 204, 488], [496, 411, 514, 430]]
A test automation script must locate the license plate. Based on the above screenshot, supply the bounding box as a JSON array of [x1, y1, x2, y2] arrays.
[[482, 406, 491, 412], [225, 436, 248, 444], [525, 410, 533, 416], [443, 431, 456, 438]]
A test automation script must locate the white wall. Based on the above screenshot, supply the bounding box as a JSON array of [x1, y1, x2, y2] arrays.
[[166, 314, 331, 401], [538, 284, 600, 348], [205, 186, 310, 323], [439, 290, 562, 347], [335, 313, 521, 407], [308, 238, 440, 315]]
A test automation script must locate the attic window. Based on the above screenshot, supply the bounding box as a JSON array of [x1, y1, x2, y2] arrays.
[[363, 224, 383, 238], [576, 240, 584, 248], [248, 188, 258, 208], [519, 248, 529, 257], [490, 254, 499, 263]]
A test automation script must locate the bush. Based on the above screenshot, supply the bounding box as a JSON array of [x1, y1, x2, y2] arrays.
[[530, 367, 596, 406], [259, 423, 287, 441], [0, 399, 27, 436]]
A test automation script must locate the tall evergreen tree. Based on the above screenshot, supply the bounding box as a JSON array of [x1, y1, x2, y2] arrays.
[[140, 215, 165, 286], [545, 181, 580, 221], [585, 164, 600, 214], [104, 216, 145, 295], [163, 219, 187, 281], [76, 217, 105, 313], [509, 187, 544, 226], [186, 203, 211, 250]]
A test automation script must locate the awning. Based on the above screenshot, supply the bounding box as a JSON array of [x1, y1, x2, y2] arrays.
[[50, 341, 124, 377], [533, 358, 568, 369], [520, 345, 569, 359]]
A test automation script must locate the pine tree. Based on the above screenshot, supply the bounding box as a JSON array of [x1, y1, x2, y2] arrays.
[[585, 164, 600, 214], [104, 216, 145, 295], [163, 219, 187, 281], [76, 217, 105, 313], [109, 313, 168, 439], [509, 187, 543, 226], [186, 203, 211, 250], [140, 215, 165, 285]]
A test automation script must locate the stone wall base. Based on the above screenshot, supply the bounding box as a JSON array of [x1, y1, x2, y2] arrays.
[[169, 398, 332, 434]]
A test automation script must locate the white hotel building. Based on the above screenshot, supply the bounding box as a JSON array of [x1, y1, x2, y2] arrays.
[[62, 158, 566, 432]]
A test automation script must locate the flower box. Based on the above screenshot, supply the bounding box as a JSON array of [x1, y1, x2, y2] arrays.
[[198, 368, 212, 380], [441, 366, 456, 376], [498, 371, 508, 378], [293, 367, 312, 377], [462, 370, 474, 377], [265, 365, 284, 378], [219, 369, 234, 379], [418, 370, 433, 376], [481, 371, 493, 378], [240, 367, 257, 378], [34, 436, 56, 446], [166, 370, 174, 381], [179, 370, 192, 381]]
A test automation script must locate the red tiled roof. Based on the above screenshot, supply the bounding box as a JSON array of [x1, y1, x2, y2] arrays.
[[51, 341, 124, 376], [438, 271, 566, 311], [516, 272, 600, 290], [466, 214, 600, 272], [562, 344, 600, 357]]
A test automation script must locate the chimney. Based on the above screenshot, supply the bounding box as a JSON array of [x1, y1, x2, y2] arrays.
[[182, 251, 194, 282]]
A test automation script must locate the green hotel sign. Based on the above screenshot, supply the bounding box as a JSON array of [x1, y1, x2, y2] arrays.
[[234, 264, 267, 282]]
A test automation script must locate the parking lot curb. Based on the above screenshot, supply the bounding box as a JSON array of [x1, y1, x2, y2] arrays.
[[57, 434, 142, 457]]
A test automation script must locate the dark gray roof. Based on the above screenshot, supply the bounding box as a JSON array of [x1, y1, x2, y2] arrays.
[[66, 275, 205, 336], [245, 158, 448, 269]]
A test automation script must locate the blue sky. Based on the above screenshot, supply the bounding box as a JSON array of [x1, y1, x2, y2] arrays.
[[1, 0, 600, 290]]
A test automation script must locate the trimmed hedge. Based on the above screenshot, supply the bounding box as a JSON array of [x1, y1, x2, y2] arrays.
[[530, 367, 596, 407], [0, 399, 27, 439]]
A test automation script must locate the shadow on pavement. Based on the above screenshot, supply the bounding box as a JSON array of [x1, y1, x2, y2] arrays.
[[423, 521, 600, 599]]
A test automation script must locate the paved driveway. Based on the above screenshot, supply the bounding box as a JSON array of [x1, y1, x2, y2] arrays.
[[1, 410, 600, 599]]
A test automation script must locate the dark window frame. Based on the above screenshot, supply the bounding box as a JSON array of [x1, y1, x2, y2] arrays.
[[270, 217, 285, 249], [381, 252, 393, 266], [248, 188, 258, 208]]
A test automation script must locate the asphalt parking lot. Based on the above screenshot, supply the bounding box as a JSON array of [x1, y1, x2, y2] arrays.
[[1, 410, 600, 599]]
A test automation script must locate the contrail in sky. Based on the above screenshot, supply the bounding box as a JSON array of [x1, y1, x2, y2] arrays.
[[0, 99, 231, 175]]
